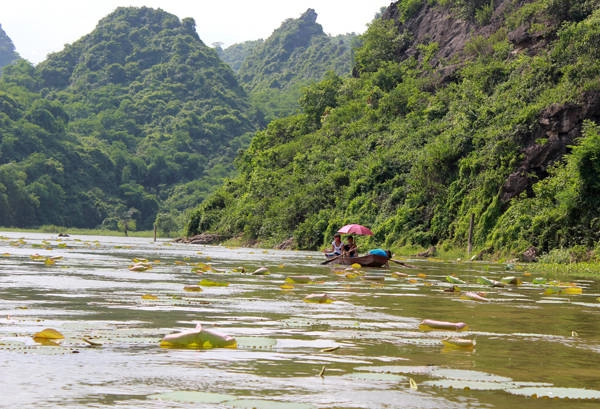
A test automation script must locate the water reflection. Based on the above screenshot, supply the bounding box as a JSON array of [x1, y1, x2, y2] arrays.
[[0, 232, 599, 408]]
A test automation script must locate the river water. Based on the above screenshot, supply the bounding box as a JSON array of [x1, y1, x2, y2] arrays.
[[0, 232, 599, 408]]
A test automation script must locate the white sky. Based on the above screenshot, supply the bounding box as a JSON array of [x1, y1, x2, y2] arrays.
[[1, 0, 391, 64]]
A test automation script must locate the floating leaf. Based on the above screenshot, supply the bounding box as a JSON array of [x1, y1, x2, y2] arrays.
[[149, 391, 234, 404], [227, 399, 314, 409], [419, 319, 468, 331], [33, 328, 64, 340], [441, 338, 476, 349], [160, 324, 237, 349], [253, 267, 270, 275], [477, 276, 504, 287], [346, 372, 407, 382], [409, 377, 418, 390], [304, 293, 334, 303], [560, 286, 582, 295], [446, 275, 466, 284], [506, 387, 600, 400], [351, 263, 362, 269], [141, 294, 158, 300], [501, 276, 521, 285], [192, 262, 214, 273], [285, 276, 311, 284], [363, 275, 385, 282], [391, 271, 409, 278], [183, 285, 203, 292], [199, 279, 229, 287], [129, 262, 151, 272], [82, 338, 102, 347], [461, 291, 489, 302]]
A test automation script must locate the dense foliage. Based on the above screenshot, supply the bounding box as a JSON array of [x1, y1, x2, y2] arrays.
[[188, 0, 600, 258], [0, 7, 258, 233], [0, 25, 19, 69], [220, 9, 357, 123]]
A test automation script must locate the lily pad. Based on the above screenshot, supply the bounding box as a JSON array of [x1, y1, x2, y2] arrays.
[[346, 372, 408, 382], [506, 387, 600, 400], [228, 399, 314, 409], [423, 379, 517, 391], [149, 391, 234, 404], [430, 368, 512, 383]]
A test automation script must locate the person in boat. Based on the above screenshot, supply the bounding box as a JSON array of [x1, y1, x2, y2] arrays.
[[323, 233, 344, 257], [368, 248, 392, 258], [343, 235, 357, 257]]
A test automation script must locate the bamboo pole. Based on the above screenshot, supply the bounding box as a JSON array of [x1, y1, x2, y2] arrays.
[[467, 213, 474, 256]]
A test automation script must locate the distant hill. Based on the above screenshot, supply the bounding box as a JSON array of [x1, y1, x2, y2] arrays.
[[0, 24, 20, 69], [0, 7, 258, 232], [217, 39, 263, 73], [220, 9, 357, 122]]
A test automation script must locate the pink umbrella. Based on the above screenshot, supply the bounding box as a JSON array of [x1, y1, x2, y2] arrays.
[[337, 224, 373, 236]]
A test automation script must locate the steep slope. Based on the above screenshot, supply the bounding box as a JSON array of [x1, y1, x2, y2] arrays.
[[187, 0, 600, 258], [0, 24, 20, 69]]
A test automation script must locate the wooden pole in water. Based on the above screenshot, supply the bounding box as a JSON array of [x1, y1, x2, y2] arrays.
[[467, 213, 474, 256], [154, 224, 157, 242]]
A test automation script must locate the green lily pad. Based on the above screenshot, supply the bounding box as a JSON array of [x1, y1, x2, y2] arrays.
[[424, 379, 515, 390], [430, 368, 512, 383], [148, 391, 234, 403], [353, 365, 435, 376], [235, 336, 277, 349], [228, 399, 315, 409], [506, 387, 600, 400], [346, 372, 408, 382]]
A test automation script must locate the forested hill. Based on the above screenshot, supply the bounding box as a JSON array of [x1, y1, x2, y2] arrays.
[[219, 9, 357, 122], [188, 0, 600, 260], [0, 24, 19, 69], [0, 7, 259, 232]]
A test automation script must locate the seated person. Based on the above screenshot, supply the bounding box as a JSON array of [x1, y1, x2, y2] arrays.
[[368, 248, 392, 258], [323, 233, 344, 257], [343, 236, 357, 257]]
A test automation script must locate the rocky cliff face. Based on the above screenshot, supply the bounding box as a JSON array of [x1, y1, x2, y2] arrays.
[[382, 0, 600, 203]]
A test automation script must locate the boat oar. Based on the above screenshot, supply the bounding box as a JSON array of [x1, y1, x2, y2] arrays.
[[321, 255, 341, 265], [389, 259, 417, 268]]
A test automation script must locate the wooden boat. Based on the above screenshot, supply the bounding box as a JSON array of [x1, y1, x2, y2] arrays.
[[324, 254, 389, 267]]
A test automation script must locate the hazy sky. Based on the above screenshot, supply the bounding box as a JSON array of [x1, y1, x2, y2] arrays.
[[2, 0, 390, 64]]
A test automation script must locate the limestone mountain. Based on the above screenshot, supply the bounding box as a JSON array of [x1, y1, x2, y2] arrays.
[[221, 9, 357, 122], [0, 7, 258, 231], [0, 24, 19, 69]]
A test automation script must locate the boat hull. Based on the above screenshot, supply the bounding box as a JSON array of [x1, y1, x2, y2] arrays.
[[325, 254, 389, 267]]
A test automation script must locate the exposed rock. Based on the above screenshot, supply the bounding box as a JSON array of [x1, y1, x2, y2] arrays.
[[519, 246, 538, 262], [276, 237, 294, 250], [416, 246, 436, 258], [501, 90, 600, 202]]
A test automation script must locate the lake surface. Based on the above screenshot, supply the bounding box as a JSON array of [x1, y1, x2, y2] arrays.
[[0, 232, 599, 408]]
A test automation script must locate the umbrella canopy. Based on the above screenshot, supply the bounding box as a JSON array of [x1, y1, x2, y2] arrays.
[[337, 224, 373, 236]]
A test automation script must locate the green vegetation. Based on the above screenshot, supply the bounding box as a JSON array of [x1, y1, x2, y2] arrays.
[[188, 0, 600, 263], [0, 7, 258, 235], [0, 24, 19, 69], [222, 9, 356, 123], [4, 1, 600, 268]]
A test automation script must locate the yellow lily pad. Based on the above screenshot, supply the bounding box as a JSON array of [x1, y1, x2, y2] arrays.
[[33, 328, 64, 340]]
